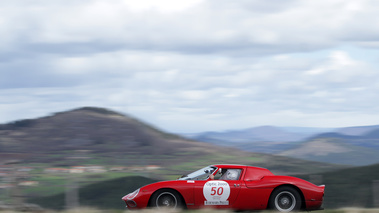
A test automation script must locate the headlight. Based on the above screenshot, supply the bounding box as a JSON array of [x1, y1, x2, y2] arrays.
[[129, 188, 140, 199]]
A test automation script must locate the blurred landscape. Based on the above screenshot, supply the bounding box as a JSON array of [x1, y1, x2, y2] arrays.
[[3, 0, 379, 212], [1, 107, 379, 211]]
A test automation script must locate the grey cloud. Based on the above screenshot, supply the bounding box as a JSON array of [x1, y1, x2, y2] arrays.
[[2, 0, 379, 132], [206, 0, 299, 13], [4, 0, 379, 59], [0, 0, 336, 57]]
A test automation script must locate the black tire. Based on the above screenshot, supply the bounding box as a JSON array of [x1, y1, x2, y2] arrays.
[[150, 189, 183, 209], [269, 186, 302, 212]]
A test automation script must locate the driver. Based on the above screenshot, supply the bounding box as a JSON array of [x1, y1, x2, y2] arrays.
[[208, 168, 225, 180], [208, 168, 221, 180]]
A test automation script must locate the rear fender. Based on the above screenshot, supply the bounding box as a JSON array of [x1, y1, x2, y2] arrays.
[[268, 184, 306, 210]]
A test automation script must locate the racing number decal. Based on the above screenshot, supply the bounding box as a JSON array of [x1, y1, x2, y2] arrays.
[[203, 181, 230, 205], [211, 187, 223, 195]]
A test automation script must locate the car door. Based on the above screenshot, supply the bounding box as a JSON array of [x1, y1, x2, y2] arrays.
[[194, 169, 243, 208]]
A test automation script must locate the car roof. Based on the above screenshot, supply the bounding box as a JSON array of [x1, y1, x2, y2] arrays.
[[211, 164, 274, 179]]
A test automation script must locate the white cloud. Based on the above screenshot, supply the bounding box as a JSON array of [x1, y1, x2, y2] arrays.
[[122, 0, 204, 12], [1, 0, 379, 132]]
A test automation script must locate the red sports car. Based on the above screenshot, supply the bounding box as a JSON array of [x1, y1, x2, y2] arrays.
[[122, 164, 325, 212]]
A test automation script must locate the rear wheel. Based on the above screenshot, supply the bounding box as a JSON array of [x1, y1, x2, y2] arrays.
[[150, 189, 183, 209], [269, 186, 301, 212]]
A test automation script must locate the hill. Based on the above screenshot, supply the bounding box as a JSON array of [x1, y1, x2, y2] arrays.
[[184, 126, 329, 155], [0, 107, 196, 155], [183, 126, 337, 154], [185, 124, 379, 166], [279, 131, 379, 166], [0, 107, 343, 174], [0, 107, 246, 168], [186, 126, 319, 144], [336, 125, 379, 136]]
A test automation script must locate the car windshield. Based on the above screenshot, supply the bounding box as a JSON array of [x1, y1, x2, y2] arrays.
[[178, 166, 217, 180]]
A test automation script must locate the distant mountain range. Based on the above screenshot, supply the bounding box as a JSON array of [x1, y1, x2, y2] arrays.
[[183, 125, 379, 166], [0, 107, 341, 174], [2, 106, 377, 167], [280, 129, 379, 165], [183, 126, 333, 144]]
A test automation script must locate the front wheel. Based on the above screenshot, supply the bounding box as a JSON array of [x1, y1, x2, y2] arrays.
[[269, 186, 302, 212], [150, 189, 183, 209]]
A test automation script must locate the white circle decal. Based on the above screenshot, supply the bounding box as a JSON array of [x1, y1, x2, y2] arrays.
[[203, 181, 230, 205]]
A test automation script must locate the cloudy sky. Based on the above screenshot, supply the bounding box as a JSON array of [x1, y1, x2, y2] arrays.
[[1, 0, 379, 133]]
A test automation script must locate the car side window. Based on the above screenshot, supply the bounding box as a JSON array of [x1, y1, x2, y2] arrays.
[[213, 170, 223, 180], [219, 169, 242, 180]]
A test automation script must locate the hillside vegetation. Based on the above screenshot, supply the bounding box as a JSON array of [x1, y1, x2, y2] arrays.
[[297, 163, 379, 209], [26, 163, 379, 210], [28, 176, 156, 210], [0, 107, 343, 174]]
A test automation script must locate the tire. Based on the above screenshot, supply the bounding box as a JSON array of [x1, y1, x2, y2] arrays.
[[150, 189, 183, 209], [269, 186, 302, 212]]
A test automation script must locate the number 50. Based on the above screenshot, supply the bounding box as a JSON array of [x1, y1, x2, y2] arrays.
[[211, 187, 224, 195]]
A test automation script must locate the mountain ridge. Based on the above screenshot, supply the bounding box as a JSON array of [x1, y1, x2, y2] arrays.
[[0, 107, 344, 174], [0, 107, 229, 165], [185, 124, 379, 165]]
